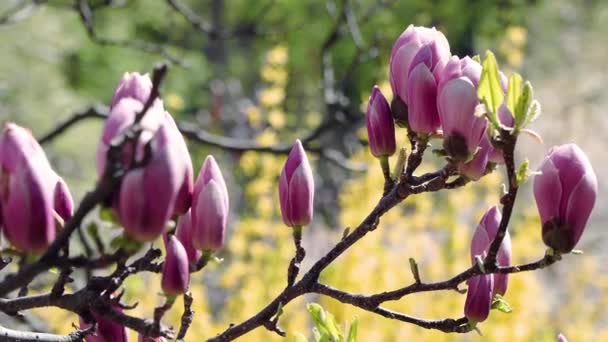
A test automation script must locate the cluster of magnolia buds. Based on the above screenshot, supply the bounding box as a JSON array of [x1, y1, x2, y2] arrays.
[[367, 25, 515, 179], [370, 25, 598, 326]]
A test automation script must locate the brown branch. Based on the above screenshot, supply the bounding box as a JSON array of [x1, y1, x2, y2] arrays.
[[0, 323, 94, 342]]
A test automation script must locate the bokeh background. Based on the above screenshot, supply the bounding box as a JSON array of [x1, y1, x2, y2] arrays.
[[0, 0, 606, 341]]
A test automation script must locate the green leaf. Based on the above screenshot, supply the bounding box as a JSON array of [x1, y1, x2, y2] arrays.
[[506, 73, 523, 114], [99, 207, 119, 224], [491, 295, 513, 313], [472, 55, 481, 63], [110, 235, 143, 253], [347, 317, 358, 342], [307, 304, 331, 338], [514, 81, 533, 129], [477, 51, 503, 128], [516, 159, 530, 185], [524, 99, 541, 126]]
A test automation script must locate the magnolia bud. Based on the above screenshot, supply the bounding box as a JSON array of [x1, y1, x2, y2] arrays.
[[163, 112, 193, 216], [438, 80, 486, 161], [80, 308, 128, 342], [473, 206, 511, 296], [405, 45, 441, 134], [176, 209, 201, 265], [111, 72, 153, 108], [557, 333, 568, 342], [0, 123, 71, 252], [279, 140, 314, 227], [191, 156, 229, 251], [161, 234, 190, 296], [365, 87, 396, 157], [390, 25, 450, 105], [533, 144, 597, 253], [118, 123, 185, 241], [464, 274, 494, 323], [53, 176, 74, 222]]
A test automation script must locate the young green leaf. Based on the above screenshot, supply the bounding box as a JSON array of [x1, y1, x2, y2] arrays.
[[506, 73, 523, 114], [477, 51, 503, 128], [347, 317, 359, 342], [514, 81, 533, 130], [491, 295, 513, 313], [516, 159, 530, 185]]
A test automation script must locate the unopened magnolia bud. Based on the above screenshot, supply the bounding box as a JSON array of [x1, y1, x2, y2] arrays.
[[464, 274, 493, 323], [556, 333, 568, 342], [533, 144, 597, 253], [80, 307, 128, 342], [111, 72, 153, 108], [279, 140, 314, 227], [473, 206, 511, 296], [118, 123, 186, 241], [390, 25, 450, 105], [191, 156, 229, 251], [366, 87, 396, 157], [176, 209, 201, 265], [0, 123, 73, 252], [437, 57, 487, 162], [161, 234, 190, 295]]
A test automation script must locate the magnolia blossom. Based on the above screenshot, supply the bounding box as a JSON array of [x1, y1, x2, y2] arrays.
[[533, 144, 597, 253], [191, 156, 229, 251], [0, 123, 74, 252], [278, 140, 314, 227], [365, 86, 396, 157]]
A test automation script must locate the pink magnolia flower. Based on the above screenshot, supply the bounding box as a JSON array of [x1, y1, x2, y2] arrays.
[[161, 234, 190, 295], [533, 144, 597, 253], [279, 140, 314, 227], [191, 156, 229, 251]]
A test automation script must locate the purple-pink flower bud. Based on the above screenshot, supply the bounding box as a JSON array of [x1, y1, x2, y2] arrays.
[[365, 87, 396, 157], [533, 144, 597, 253], [161, 234, 190, 296], [279, 140, 314, 228], [464, 273, 494, 323], [191, 156, 229, 251], [473, 206, 511, 296], [53, 176, 74, 222], [0, 124, 73, 252], [111, 72, 153, 108], [389, 25, 450, 104], [437, 57, 487, 161], [557, 333, 568, 342], [405, 44, 441, 133], [176, 209, 201, 265], [163, 112, 193, 216], [80, 308, 128, 342], [117, 123, 186, 241]]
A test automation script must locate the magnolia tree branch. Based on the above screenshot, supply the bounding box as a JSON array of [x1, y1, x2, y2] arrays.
[[205, 128, 566, 341], [0, 323, 94, 342]]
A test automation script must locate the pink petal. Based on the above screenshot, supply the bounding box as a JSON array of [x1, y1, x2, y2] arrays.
[[564, 170, 597, 249], [533, 158, 562, 225], [406, 64, 439, 134]]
